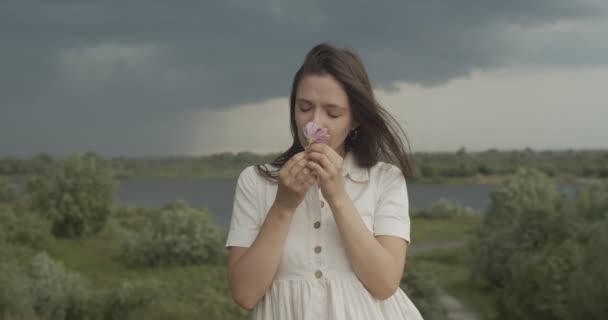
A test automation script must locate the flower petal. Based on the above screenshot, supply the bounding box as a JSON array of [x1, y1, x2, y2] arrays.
[[304, 121, 318, 139], [303, 121, 329, 145]]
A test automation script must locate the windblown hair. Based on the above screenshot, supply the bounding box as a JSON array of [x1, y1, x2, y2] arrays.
[[256, 43, 414, 183]]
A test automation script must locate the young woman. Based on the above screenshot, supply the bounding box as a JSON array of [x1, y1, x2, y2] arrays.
[[225, 43, 423, 319]]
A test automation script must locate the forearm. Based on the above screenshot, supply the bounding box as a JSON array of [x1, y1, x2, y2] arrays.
[[229, 202, 294, 309], [329, 193, 403, 300]]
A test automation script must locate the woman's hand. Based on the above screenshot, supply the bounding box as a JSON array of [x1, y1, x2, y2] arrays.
[[274, 151, 318, 211], [305, 144, 346, 201]]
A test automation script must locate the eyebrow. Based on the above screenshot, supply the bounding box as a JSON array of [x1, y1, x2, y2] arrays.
[[296, 98, 343, 109]]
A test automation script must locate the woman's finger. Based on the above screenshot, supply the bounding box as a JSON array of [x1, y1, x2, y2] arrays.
[[294, 167, 311, 183], [282, 152, 306, 174], [288, 158, 308, 182], [306, 160, 329, 181], [306, 144, 342, 168], [307, 152, 337, 175]]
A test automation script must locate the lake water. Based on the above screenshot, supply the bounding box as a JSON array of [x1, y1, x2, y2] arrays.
[[115, 178, 580, 226]]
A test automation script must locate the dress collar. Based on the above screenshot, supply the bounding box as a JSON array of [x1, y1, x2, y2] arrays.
[[342, 151, 369, 182]]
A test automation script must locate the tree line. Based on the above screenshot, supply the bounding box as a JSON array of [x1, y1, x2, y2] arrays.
[[1, 148, 607, 181]]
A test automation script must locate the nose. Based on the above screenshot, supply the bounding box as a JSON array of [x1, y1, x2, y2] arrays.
[[312, 107, 323, 126]]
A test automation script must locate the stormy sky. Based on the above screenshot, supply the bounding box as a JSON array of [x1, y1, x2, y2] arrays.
[[1, 1, 607, 157]]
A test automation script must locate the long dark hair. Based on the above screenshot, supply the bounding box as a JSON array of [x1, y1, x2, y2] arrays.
[[255, 43, 414, 183]]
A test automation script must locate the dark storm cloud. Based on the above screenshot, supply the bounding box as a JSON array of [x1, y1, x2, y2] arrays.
[[2, 0, 606, 111], [0, 0, 606, 156]]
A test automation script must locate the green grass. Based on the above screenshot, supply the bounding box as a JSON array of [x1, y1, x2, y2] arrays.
[[408, 216, 500, 319], [44, 224, 249, 319], [411, 247, 498, 320], [411, 216, 482, 245], [24, 211, 489, 319]]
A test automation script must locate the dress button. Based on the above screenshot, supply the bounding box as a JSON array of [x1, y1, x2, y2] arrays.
[[315, 270, 323, 279], [314, 221, 321, 229], [314, 245, 322, 254], [320, 201, 325, 208]]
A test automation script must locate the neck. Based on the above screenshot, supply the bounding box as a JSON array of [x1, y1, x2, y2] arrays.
[[336, 146, 346, 158]]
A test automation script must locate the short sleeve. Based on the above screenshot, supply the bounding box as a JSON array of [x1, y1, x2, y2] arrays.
[[373, 165, 411, 243], [225, 166, 261, 248]]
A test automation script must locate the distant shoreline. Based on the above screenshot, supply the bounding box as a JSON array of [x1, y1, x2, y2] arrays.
[[2, 148, 606, 185], [4, 173, 603, 186]]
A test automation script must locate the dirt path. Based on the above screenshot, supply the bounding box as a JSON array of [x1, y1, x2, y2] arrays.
[[437, 289, 478, 320], [409, 241, 479, 320]]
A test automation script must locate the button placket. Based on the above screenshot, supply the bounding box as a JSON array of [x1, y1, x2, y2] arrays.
[[312, 187, 325, 278]]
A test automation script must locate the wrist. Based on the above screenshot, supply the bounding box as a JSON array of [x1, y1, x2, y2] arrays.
[[328, 192, 350, 210], [271, 201, 296, 218]]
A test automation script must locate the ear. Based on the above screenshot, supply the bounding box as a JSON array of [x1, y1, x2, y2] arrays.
[[350, 120, 360, 131]]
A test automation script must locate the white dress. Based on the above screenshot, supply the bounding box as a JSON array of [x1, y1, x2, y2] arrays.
[[225, 151, 423, 320]]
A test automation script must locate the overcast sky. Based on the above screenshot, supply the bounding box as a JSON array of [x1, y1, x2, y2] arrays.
[[1, 1, 607, 157]]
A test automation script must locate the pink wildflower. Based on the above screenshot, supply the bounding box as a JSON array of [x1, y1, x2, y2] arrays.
[[303, 121, 330, 146]]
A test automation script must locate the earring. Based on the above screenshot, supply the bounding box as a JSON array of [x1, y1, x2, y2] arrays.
[[349, 128, 358, 140]]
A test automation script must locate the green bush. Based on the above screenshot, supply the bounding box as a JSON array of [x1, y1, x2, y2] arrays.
[[0, 203, 53, 250], [26, 154, 115, 238], [98, 280, 160, 320], [0, 252, 93, 320], [472, 168, 608, 320], [497, 240, 582, 320], [0, 256, 36, 318], [0, 249, 161, 320], [573, 181, 608, 221], [28, 252, 92, 320], [195, 285, 251, 320], [472, 167, 568, 287], [400, 267, 447, 320], [121, 201, 226, 268], [0, 178, 18, 203], [564, 220, 608, 319]]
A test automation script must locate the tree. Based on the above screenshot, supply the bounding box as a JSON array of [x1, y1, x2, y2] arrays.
[[472, 168, 608, 320], [26, 154, 115, 237], [122, 200, 226, 267], [0, 178, 18, 203], [472, 167, 567, 286]]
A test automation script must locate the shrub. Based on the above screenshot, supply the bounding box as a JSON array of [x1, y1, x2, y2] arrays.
[[0, 256, 35, 319], [0, 252, 93, 320], [0, 203, 53, 250], [26, 154, 115, 238], [400, 267, 447, 320], [196, 285, 251, 320], [28, 252, 92, 320], [122, 200, 226, 268], [497, 240, 582, 320], [472, 167, 568, 287], [0, 178, 18, 203], [471, 169, 608, 319], [564, 220, 608, 319], [573, 181, 608, 222], [98, 280, 159, 320]]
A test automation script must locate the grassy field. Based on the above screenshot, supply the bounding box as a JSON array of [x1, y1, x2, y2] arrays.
[[41, 219, 249, 319], [410, 247, 497, 320], [409, 215, 497, 320], [411, 216, 482, 245], [17, 213, 490, 319]]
